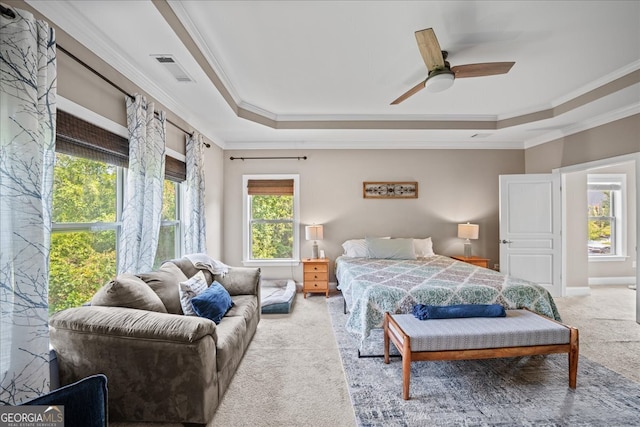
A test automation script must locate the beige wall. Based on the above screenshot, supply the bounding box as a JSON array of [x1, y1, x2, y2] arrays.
[[223, 149, 525, 281], [525, 114, 640, 173]]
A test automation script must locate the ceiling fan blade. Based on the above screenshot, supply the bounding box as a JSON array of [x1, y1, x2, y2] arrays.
[[414, 28, 445, 71], [390, 80, 426, 105], [451, 62, 515, 78]]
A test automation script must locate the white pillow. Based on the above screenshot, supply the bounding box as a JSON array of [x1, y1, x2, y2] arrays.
[[342, 239, 367, 258], [179, 271, 209, 316], [413, 237, 435, 257], [342, 237, 390, 258]]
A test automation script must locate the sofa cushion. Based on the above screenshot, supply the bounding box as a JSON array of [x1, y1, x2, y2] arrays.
[[214, 267, 260, 296], [214, 315, 247, 373], [91, 274, 167, 313], [137, 262, 188, 314], [179, 271, 209, 316], [192, 281, 233, 324], [227, 295, 259, 321]]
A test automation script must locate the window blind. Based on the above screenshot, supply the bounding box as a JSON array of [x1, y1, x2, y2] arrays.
[[55, 110, 186, 182], [247, 179, 294, 195]]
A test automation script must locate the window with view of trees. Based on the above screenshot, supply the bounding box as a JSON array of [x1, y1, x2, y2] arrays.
[[49, 111, 186, 314], [242, 175, 300, 265], [587, 174, 625, 257], [49, 153, 183, 314]]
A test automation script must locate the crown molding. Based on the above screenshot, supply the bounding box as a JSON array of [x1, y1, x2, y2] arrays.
[[523, 104, 640, 149]]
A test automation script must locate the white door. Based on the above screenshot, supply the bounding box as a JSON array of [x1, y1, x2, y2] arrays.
[[499, 173, 562, 297]]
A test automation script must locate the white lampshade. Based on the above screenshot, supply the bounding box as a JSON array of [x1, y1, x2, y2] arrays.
[[305, 225, 324, 241], [425, 71, 454, 93], [457, 223, 479, 240]]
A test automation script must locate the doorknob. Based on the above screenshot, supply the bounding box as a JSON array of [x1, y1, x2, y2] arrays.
[[500, 239, 513, 244]]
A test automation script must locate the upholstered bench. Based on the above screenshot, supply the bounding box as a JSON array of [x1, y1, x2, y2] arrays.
[[383, 309, 579, 400]]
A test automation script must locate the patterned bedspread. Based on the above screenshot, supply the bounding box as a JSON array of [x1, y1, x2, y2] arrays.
[[336, 255, 561, 342]]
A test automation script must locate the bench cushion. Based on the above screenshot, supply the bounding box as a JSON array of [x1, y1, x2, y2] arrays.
[[391, 310, 570, 352]]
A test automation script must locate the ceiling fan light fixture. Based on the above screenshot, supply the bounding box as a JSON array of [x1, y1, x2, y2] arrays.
[[425, 69, 454, 93]]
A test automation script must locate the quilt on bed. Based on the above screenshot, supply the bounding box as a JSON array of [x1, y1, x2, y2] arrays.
[[336, 255, 561, 342]]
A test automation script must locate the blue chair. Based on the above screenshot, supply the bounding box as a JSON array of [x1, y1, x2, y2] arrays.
[[21, 374, 108, 427]]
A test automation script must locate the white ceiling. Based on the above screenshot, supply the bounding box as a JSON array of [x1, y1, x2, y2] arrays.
[[27, 0, 640, 150]]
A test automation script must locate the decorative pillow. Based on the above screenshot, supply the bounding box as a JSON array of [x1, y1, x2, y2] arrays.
[[191, 281, 234, 324], [179, 271, 209, 316], [342, 237, 390, 258], [366, 237, 416, 260], [413, 237, 435, 257], [137, 262, 189, 314], [91, 273, 167, 313]]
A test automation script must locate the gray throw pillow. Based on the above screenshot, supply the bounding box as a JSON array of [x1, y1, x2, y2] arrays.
[[366, 237, 417, 260], [137, 262, 188, 314], [91, 273, 167, 313]]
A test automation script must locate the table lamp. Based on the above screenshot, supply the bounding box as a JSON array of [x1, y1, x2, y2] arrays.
[[305, 225, 324, 259], [457, 222, 479, 258]]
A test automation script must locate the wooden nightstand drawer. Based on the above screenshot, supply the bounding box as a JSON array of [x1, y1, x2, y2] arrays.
[[451, 256, 489, 269], [304, 281, 328, 291], [303, 263, 328, 273], [304, 271, 328, 281], [302, 258, 330, 298]]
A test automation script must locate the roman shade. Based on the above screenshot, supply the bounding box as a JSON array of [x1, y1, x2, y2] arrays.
[[247, 179, 294, 195], [56, 110, 186, 182]]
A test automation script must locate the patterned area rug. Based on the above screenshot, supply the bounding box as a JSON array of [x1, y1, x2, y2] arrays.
[[327, 296, 640, 427]]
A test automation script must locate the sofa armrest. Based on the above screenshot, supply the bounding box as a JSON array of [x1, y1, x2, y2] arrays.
[[50, 306, 219, 423], [50, 306, 217, 343], [215, 267, 260, 296]]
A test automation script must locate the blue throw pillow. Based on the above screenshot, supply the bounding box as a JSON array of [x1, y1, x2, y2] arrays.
[[191, 281, 233, 324]]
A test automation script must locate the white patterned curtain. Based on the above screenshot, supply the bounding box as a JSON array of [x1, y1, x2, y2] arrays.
[[0, 7, 56, 404], [118, 94, 166, 273], [183, 132, 207, 253]]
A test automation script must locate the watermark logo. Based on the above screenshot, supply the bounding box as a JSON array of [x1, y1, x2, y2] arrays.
[[0, 405, 64, 427]]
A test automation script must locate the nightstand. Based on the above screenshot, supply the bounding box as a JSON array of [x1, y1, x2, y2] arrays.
[[451, 255, 490, 269], [302, 258, 329, 298]]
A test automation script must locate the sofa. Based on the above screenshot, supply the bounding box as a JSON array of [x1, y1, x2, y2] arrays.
[[49, 256, 261, 425]]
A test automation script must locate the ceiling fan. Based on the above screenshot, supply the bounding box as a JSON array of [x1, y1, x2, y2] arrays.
[[390, 28, 515, 104]]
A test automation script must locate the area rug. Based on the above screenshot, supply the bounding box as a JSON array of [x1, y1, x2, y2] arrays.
[[327, 295, 640, 427]]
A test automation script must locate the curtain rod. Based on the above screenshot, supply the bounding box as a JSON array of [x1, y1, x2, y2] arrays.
[[230, 156, 307, 161], [56, 44, 211, 148], [1, 4, 16, 18]]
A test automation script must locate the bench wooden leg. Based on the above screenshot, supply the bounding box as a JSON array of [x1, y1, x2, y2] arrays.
[[384, 314, 391, 364], [402, 336, 412, 400], [569, 328, 579, 388]]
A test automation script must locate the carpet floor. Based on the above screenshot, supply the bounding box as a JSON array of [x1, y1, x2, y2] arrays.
[[327, 295, 640, 427]]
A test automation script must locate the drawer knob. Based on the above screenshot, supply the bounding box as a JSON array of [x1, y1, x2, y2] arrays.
[[314, 283, 318, 287]]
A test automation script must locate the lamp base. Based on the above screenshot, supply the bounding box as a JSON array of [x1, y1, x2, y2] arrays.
[[463, 241, 472, 258], [311, 242, 319, 259]]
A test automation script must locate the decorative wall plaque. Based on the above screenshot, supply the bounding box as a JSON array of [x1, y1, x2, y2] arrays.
[[363, 182, 418, 199]]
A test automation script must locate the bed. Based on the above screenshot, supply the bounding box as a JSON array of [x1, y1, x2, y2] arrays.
[[335, 239, 561, 355]]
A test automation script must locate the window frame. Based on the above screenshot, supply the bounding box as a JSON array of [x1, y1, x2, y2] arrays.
[[587, 174, 626, 262], [242, 174, 300, 267]]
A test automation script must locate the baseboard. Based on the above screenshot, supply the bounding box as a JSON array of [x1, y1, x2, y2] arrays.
[[588, 276, 636, 286], [565, 287, 591, 296]]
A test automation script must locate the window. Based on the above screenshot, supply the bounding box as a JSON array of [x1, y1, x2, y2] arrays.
[[587, 174, 625, 259], [242, 175, 300, 266], [50, 153, 120, 314], [49, 110, 186, 314], [154, 180, 182, 269]]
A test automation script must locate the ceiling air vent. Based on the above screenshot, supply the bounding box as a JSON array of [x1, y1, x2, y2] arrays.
[[151, 54, 194, 83]]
